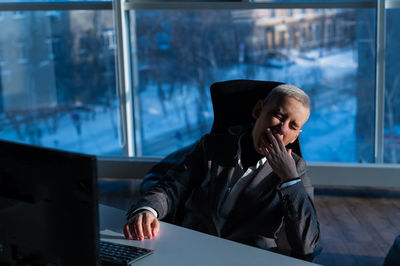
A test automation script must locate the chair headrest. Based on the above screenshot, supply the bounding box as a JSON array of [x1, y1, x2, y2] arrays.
[[210, 79, 284, 134], [209, 79, 302, 157]]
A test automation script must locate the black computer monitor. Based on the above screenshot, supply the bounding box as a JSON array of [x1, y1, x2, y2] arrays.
[[0, 139, 99, 265]]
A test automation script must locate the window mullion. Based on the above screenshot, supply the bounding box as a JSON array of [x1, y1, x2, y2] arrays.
[[374, 0, 386, 163], [114, 0, 135, 156]]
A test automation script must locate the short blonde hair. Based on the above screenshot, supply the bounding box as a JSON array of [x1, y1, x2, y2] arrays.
[[263, 84, 311, 112]]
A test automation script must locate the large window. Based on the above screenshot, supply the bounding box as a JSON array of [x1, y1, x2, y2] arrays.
[[0, 8, 121, 155], [130, 8, 376, 163]]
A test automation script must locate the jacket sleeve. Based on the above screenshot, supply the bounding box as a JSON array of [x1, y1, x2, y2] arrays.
[[277, 157, 321, 260], [127, 135, 208, 221], [139, 141, 199, 195]]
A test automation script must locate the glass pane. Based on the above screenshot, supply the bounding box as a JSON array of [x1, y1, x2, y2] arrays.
[[131, 8, 376, 162], [0, 10, 121, 155], [384, 9, 400, 163]]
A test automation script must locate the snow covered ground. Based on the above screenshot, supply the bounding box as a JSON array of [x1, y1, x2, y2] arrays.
[[0, 105, 123, 156]]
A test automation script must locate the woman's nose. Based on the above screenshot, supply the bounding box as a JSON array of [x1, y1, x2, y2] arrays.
[[277, 122, 289, 135]]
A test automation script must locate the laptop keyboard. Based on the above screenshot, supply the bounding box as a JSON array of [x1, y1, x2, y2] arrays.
[[99, 240, 153, 266]]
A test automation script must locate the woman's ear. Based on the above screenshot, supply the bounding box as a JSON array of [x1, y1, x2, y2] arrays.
[[252, 100, 264, 119]]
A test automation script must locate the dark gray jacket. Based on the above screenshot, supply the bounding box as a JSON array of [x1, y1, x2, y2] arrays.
[[129, 127, 320, 260]]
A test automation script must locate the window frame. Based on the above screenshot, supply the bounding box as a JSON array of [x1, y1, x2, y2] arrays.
[[0, 0, 399, 188]]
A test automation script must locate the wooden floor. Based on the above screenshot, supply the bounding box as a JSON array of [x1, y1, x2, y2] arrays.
[[98, 180, 400, 266], [313, 187, 400, 266]]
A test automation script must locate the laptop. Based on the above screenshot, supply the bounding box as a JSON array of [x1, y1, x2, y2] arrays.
[[0, 139, 152, 265]]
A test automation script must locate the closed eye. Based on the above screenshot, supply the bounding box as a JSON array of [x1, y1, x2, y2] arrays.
[[290, 122, 299, 130], [272, 111, 284, 120]]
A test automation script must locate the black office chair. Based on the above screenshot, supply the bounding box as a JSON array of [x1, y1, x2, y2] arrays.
[[139, 79, 312, 257]]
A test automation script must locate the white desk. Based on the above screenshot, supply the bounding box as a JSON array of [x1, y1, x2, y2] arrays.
[[99, 204, 319, 266]]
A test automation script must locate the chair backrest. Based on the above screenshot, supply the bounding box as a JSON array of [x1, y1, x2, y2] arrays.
[[210, 79, 302, 157]]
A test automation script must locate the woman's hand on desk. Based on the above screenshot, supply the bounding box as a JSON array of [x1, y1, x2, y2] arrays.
[[124, 210, 160, 241]]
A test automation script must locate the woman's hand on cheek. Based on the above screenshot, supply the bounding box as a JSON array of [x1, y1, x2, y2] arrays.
[[263, 129, 298, 182]]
